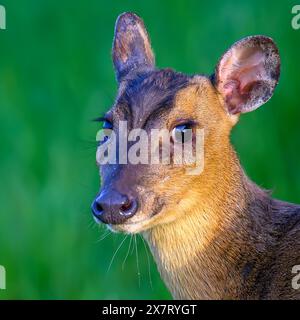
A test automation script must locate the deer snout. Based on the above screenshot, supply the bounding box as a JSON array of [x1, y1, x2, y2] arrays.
[[91, 189, 138, 225]]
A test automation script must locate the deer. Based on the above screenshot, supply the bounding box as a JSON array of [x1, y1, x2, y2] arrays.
[[91, 12, 300, 299]]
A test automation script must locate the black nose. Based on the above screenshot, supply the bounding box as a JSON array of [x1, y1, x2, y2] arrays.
[[91, 190, 138, 225]]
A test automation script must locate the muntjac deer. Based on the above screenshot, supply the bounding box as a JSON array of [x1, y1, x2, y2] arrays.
[[91, 12, 300, 299]]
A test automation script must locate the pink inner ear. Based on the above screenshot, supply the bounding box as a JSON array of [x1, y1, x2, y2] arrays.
[[218, 46, 267, 114]]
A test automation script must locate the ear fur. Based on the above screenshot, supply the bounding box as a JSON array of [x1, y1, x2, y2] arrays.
[[213, 36, 280, 115], [112, 12, 155, 82]]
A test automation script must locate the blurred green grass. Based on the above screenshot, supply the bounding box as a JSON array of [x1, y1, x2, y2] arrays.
[[0, 0, 299, 299]]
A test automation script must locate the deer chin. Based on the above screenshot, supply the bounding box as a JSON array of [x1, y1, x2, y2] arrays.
[[106, 213, 160, 234], [108, 219, 150, 234]]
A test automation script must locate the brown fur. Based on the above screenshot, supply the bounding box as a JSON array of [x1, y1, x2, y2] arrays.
[[142, 79, 300, 299], [94, 12, 300, 300]]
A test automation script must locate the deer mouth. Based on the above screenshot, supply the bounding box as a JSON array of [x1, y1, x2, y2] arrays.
[[106, 200, 166, 234]]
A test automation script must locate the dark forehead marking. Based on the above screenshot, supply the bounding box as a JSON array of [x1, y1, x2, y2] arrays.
[[116, 68, 191, 127]]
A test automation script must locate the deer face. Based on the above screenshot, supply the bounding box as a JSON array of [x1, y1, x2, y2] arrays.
[[91, 13, 280, 234]]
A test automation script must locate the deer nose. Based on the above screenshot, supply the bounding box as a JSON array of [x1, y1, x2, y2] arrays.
[[91, 190, 138, 225]]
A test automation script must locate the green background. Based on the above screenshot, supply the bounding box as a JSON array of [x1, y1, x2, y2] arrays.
[[0, 0, 299, 299]]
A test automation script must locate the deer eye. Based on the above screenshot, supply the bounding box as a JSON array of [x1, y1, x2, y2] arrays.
[[102, 120, 113, 142], [171, 124, 193, 143], [96, 120, 113, 146], [103, 120, 113, 130]]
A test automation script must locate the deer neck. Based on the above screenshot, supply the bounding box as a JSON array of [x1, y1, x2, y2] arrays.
[[143, 146, 273, 299]]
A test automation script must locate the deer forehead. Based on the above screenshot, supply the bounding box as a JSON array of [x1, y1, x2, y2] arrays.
[[112, 72, 227, 128], [173, 76, 226, 119]]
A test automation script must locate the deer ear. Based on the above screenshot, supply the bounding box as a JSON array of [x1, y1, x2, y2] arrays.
[[213, 36, 280, 115], [112, 12, 155, 82]]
